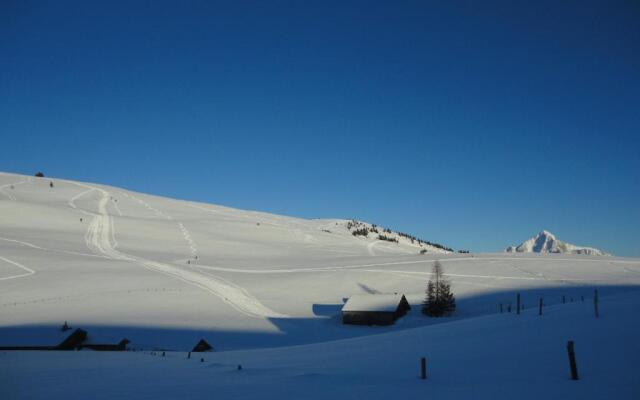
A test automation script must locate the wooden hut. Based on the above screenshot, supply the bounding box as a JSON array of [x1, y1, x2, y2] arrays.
[[82, 338, 130, 351], [341, 294, 411, 326], [192, 339, 213, 352], [57, 328, 88, 350], [0, 328, 87, 351]]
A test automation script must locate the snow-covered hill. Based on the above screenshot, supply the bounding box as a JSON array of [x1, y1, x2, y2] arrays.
[[2, 171, 640, 399], [1, 172, 634, 349], [4, 290, 640, 400], [0, 171, 458, 347], [505, 230, 609, 256]]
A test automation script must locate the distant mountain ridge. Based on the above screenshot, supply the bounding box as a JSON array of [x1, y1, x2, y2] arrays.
[[505, 230, 609, 256]]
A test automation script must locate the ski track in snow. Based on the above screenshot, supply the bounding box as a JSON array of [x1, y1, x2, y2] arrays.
[[359, 268, 504, 289], [178, 222, 198, 259], [117, 192, 196, 259], [191, 257, 639, 285], [187, 204, 423, 255], [185, 203, 223, 215], [120, 192, 172, 220], [68, 187, 95, 213], [0, 237, 109, 259], [367, 241, 379, 256], [0, 255, 35, 281], [358, 268, 547, 281], [0, 287, 186, 308], [504, 263, 587, 286], [623, 267, 640, 275], [73, 183, 287, 319], [0, 178, 30, 201], [187, 203, 325, 245], [111, 197, 123, 217]]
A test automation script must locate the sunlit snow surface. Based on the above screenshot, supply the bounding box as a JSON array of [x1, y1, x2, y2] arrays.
[[1, 172, 639, 399]]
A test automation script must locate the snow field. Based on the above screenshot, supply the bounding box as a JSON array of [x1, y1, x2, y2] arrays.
[[0, 171, 639, 399], [2, 291, 639, 400]]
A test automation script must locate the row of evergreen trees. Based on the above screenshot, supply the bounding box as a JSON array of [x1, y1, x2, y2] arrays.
[[395, 230, 454, 252], [351, 228, 369, 237], [377, 234, 398, 243], [346, 220, 454, 252]]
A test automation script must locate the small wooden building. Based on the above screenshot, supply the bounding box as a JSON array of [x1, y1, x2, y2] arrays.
[[0, 329, 130, 352], [0, 328, 87, 351], [342, 294, 411, 326], [82, 338, 130, 351], [57, 328, 88, 350], [192, 339, 214, 352]]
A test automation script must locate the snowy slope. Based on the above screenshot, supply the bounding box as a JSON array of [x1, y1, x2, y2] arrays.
[[506, 230, 609, 256], [2, 171, 640, 399], [1, 171, 639, 354], [3, 291, 639, 399]]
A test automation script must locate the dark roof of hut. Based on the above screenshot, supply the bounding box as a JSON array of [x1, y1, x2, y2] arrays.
[[192, 339, 213, 352]]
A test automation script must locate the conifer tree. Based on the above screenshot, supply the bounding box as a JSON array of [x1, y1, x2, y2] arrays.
[[422, 261, 456, 317]]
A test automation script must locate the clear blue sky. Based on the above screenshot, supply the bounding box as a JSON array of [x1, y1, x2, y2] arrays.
[[1, 1, 639, 256]]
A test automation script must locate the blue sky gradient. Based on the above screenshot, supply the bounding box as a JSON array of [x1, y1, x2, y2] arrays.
[[1, 1, 639, 255]]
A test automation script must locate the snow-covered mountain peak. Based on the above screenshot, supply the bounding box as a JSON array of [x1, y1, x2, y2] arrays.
[[505, 230, 609, 256], [538, 230, 555, 238]]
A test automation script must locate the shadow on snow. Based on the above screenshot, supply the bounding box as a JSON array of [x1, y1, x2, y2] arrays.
[[1, 284, 639, 352]]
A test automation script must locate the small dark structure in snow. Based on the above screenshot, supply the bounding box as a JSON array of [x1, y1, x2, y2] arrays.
[[57, 328, 88, 350], [82, 339, 130, 351], [192, 339, 213, 352], [0, 328, 86, 351], [0, 329, 130, 352], [342, 294, 411, 326]]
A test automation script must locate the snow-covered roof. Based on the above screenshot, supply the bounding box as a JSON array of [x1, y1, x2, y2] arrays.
[[341, 294, 406, 312]]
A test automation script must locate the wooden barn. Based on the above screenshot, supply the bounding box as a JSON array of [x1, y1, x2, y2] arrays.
[[0, 328, 87, 351], [56, 328, 87, 350], [82, 338, 130, 351], [341, 294, 411, 326], [192, 339, 214, 352]]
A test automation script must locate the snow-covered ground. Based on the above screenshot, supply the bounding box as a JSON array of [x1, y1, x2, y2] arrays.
[[3, 291, 639, 399], [1, 171, 639, 398]]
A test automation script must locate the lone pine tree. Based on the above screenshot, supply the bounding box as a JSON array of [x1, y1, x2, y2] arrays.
[[422, 261, 456, 317]]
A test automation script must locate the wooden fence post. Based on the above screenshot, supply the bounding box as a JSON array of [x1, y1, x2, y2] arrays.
[[567, 341, 579, 380], [594, 289, 599, 318], [539, 298, 543, 316], [516, 293, 521, 315], [420, 357, 427, 380]]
